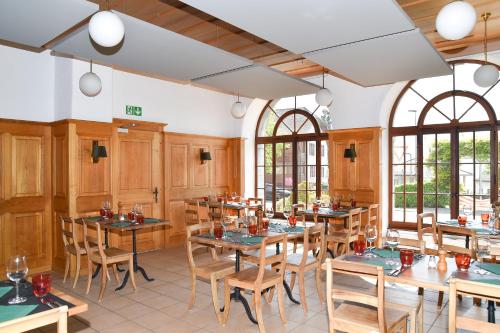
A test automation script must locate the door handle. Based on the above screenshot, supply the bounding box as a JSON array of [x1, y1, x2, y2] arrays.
[[153, 187, 159, 203]]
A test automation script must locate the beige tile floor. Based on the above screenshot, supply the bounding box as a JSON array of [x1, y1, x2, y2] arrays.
[[30, 242, 499, 333]]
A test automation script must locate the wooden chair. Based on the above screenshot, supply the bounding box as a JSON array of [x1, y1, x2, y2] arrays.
[[367, 204, 379, 246], [449, 278, 500, 333], [184, 199, 202, 225], [208, 201, 225, 221], [291, 203, 307, 252], [60, 216, 87, 288], [329, 207, 362, 256], [83, 220, 136, 301], [325, 258, 409, 333], [186, 222, 234, 323], [417, 212, 438, 255], [438, 225, 478, 259], [284, 224, 326, 313], [0, 305, 68, 333], [223, 234, 287, 333]]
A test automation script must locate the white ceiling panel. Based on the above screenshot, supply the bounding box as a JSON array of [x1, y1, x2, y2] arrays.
[[52, 11, 252, 81], [179, 0, 414, 54], [305, 29, 452, 86], [193, 64, 320, 100], [0, 0, 98, 48]]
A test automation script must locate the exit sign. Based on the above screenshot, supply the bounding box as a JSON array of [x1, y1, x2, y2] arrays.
[[126, 105, 142, 116]]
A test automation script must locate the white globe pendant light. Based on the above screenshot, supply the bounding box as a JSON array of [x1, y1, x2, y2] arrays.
[[315, 69, 333, 107], [436, 1, 476, 40], [89, 10, 124, 47], [230, 93, 246, 119], [473, 12, 499, 87], [79, 60, 102, 97]]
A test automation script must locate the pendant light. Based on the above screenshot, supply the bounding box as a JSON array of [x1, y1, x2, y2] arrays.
[[315, 69, 333, 107], [79, 60, 102, 97], [436, 1, 476, 40], [474, 12, 499, 88], [89, 1, 125, 47], [230, 93, 246, 119]]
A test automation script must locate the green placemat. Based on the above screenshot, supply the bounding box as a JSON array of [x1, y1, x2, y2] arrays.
[[363, 259, 394, 270], [0, 286, 12, 299], [110, 222, 130, 228], [477, 263, 500, 275], [86, 216, 102, 222], [283, 226, 305, 233], [373, 248, 400, 259], [0, 304, 38, 323], [144, 218, 161, 224]]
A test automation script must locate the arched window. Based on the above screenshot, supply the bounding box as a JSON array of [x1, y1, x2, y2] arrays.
[[255, 95, 331, 212], [389, 60, 499, 228]]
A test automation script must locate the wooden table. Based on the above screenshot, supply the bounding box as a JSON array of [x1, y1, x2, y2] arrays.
[[198, 201, 261, 217], [437, 219, 498, 248], [79, 217, 171, 290], [191, 220, 310, 324]]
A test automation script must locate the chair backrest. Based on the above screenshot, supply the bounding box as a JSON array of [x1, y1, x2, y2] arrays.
[[82, 220, 106, 260], [347, 208, 362, 238], [417, 212, 438, 246], [381, 237, 425, 254], [208, 202, 225, 221], [60, 216, 80, 252], [448, 278, 500, 333], [255, 234, 287, 288], [367, 203, 379, 226], [292, 203, 306, 223], [0, 305, 68, 333], [438, 225, 477, 258], [299, 224, 326, 266], [184, 199, 201, 225], [186, 221, 217, 271], [326, 258, 387, 332]]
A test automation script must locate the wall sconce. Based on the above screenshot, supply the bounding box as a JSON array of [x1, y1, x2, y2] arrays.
[[344, 143, 357, 162], [91, 140, 107, 163], [200, 149, 212, 164]]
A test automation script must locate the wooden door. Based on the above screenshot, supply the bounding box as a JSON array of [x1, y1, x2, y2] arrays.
[[112, 127, 163, 252], [0, 121, 52, 273]]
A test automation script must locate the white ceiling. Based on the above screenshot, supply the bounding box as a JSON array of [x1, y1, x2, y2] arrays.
[[0, 0, 97, 48], [52, 11, 252, 82], [305, 29, 452, 86], [178, 0, 415, 54], [193, 64, 320, 100]]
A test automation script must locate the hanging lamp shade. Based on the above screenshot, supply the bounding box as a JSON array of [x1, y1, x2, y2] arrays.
[[89, 10, 125, 47], [473, 13, 498, 88], [79, 60, 102, 97], [315, 69, 333, 106], [231, 101, 246, 119], [436, 1, 476, 40]]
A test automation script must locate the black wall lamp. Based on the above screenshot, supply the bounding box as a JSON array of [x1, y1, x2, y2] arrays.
[[200, 149, 212, 164], [91, 140, 107, 163], [344, 143, 357, 162]]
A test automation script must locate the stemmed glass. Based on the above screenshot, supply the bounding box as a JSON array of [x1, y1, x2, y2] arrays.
[[265, 207, 274, 219], [364, 224, 378, 257], [386, 229, 400, 267], [231, 192, 238, 202], [463, 205, 472, 220], [283, 209, 291, 221], [6, 255, 28, 304], [241, 216, 251, 237], [221, 215, 233, 239]]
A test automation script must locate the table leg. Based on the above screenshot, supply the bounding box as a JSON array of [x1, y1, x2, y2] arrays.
[[275, 243, 301, 305], [115, 229, 154, 291], [488, 300, 496, 323], [465, 235, 470, 249], [323, 218, 334, 258]]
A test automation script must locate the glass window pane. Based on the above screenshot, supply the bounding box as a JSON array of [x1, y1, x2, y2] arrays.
[[308, 166, 317, 190], [392, 193, 405, 222], [412, 74, 453, 101], [423, 165, 436, 194], [276, 143, 283, 165], [437, 134, 451, 163], [257, 167, 264, 188], [297, 166, 307, 189], [276, 121, 292, 136], [459, 132, 473, 163], [459, 164, 473, 195], [475, 131, 490, 163], [393, 89, 426, 127], [392, 136, 405, 164], [393, 165, 404, 192], [257, 144, 264, 166], [284, 143, 293, 166], [424, 108, 450, 125], [405, 165, 417, 191], [476, 164, 490, 197], [321, 141, 328, 165], [432, 97, 454, 120], [423, 134, 436, 163], [297, 141, 307, 165], [459, 99, 489, 123], [423, 194, 436, 213], [405, 194, 417, 222], [437, 164, 451, 193], [307, 141, 316, 165], [437, 195, 451, 222], [298, 120, 315, 134], [454, 63, 491, 96], [405, 136, 417, 164]]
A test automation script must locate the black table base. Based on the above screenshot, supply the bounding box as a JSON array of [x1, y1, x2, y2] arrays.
[[488, 300, 496, 323]]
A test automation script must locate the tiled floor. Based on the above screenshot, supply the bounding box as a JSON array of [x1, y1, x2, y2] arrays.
[[31, 243, 498, 333]]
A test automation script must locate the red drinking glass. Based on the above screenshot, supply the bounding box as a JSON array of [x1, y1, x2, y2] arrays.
[[248, 223, 258, 236], [455, 253, 471, 271], [312, 203, 319, 212], [399, 249, 414, 267], [288, 216, 297, 228], [350, 199, 357, 208], [245, 199, 251, 205], [136, 214, 144, 224], [127, 211, 135, 221], [332, 202, 339, 211], [458, 215, 467, 227], [481, 213, 490, 224], [32, 273, 51, 299], [99, 208, 106, 217], [353, 240, 366, 256], [203, 196, 209, 202], [106, 210, 114, 219], [214, 226, 223, 239], [262, 218, 269, 231]]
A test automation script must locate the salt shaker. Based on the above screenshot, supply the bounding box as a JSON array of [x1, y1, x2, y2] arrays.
[[428, 255, 437, 269], [437, 249, 448, 271]]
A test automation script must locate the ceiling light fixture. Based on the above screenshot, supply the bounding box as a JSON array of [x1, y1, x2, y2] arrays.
[[315, 69, 333, 107], [231, 93, 246, 119], [89, 1, 125, 47], [79, 60, 102, 97], [473, 12, 499, 88], [436, 1, 476, 40]]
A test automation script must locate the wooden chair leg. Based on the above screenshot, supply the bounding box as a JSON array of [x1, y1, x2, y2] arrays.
[[188, 273, 196, 310], [293, 239, 298, 253], [112, 264, 121, 285], [315, 267, 324, 303], [298, 272, 308, 313], [418, 300, 424, 333], [222, 280, 231, 325], [86, 260, 92, 294], [128, 257, 137, 291], [210, 276, 223, 323], [63, 253, 70, 284], [72, 254, 80, 288], [265, 286, 275, 304], [277, 282, 287, 324], [254, 288, 266, 333], [98, 264, 107, 302], [290, 271, 297, 291]]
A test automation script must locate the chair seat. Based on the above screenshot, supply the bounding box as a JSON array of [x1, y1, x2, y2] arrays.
[[226, 267, 281, 289], [240, 248, 277, 264], [285, 253, 317, 267], [89, 247, 131, 264], [385, 286, 422, 310], [334, 302, 409, 332], [195, 260, 234, 279], [329, 231, 350, 242], [66, 242, 87, 255]]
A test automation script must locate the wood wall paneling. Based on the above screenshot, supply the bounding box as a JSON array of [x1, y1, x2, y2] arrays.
[[11, 136, 43, 197], [214, 147, 228, 187], [170, 144, 188, 189], [79, 137, 111, 196], [192, 144, 209, 188]]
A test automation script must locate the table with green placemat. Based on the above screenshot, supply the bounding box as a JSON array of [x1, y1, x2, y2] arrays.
[[78, 216, 171, 291]]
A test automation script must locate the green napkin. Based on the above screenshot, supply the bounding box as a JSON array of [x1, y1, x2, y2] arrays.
[[477, 263, 500, 275], [0, 304, 38, 323], [144, 218, 161, 224], [373, 248, 400, 259], [0, 286, 12, 298], [110, 222, 130, 228]]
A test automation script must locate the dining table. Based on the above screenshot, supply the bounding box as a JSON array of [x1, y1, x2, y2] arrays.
[[190, 219, 313, 324], [325, 250, 500, 323], [80, 216, 171, 290], [437, 219, 498, 248], [198, 200, 261, 217]]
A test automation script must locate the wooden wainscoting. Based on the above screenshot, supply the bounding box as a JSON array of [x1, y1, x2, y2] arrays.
[[164, 132, 243, 245], [0, 120, 52, 274]]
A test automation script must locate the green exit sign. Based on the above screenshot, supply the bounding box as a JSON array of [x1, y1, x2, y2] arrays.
[[126, 105, 142, 116]]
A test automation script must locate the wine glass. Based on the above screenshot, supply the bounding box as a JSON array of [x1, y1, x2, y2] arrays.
[[265, 207, 274, 219], [231, 192, 238, 202], [283, 209, 291, 220], [241, 216, 251, 237], [463, 205, 472, 220], [32, 273, 51, 302], [6, 255, 28, 304], [364, 224, 378, 257], [221, 215, 233, 239], [385, 229, 400, 267]]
